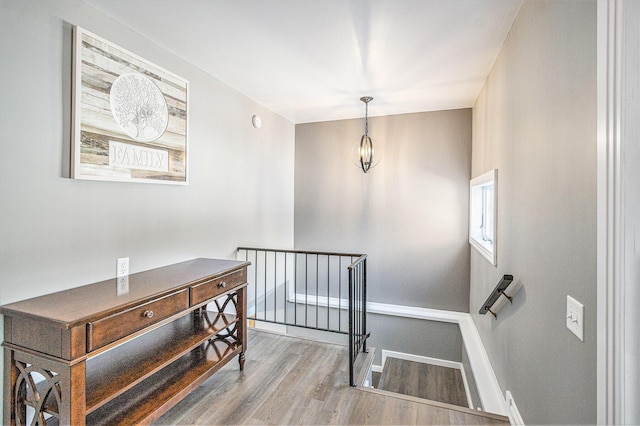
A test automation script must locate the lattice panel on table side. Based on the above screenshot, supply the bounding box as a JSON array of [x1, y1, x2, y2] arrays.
[[206, 291, 239, 338], [13, 361, 62, 426]]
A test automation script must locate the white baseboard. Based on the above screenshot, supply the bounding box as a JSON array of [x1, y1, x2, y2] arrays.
[[505, 391, 524, 425], [380, 349, 464, 371], [252, 320, 287, 334]]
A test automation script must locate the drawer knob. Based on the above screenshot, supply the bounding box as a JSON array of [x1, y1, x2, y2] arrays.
[[143, 310, 154, 319], [218, 281, 227, 289]]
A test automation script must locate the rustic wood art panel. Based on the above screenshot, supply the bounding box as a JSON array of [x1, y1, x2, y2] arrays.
[[72, 26, 188, 184]]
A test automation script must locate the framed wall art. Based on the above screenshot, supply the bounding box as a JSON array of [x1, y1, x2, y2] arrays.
[[72, 26, 188, 184]]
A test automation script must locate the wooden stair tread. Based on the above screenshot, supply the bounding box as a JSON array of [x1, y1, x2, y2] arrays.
[[377, 357, 469, 408]]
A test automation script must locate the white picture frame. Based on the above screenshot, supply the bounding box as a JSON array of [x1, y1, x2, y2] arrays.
[[71, 26, 189, 184]]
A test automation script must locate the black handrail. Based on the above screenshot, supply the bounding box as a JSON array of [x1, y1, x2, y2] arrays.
[[479, 274, 514, 319], [237, 247, 368, 386], [238, 247, 365, 258]]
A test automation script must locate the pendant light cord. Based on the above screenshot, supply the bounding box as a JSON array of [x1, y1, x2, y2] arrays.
[[364, 101, 369, 137]]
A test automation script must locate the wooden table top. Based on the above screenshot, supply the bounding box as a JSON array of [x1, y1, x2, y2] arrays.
[[0, 258, 249, 328]]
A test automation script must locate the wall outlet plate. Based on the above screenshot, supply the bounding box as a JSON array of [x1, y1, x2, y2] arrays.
[[117, 257, 129, 278], [566, 295, 584, 341], [117, 276, 129, 295]]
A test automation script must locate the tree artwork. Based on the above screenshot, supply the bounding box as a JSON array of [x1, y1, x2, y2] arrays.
[[109, 73, 169, 142]]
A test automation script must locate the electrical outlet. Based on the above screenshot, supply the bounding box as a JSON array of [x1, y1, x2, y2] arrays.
[[117, 257, 129, 278], [566, 295, 584, 341], [117, 276, 129, 296]]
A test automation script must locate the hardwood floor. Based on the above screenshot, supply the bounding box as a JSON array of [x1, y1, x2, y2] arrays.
[[155, 329, 509, 425], [378, 358, 469, 408]]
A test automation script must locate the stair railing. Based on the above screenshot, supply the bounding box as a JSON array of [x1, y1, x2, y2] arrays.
[[348, 253, 368, 387], [236, 247, 368, 386]]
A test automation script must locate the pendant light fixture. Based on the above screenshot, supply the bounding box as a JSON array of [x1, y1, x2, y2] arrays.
[[353, 96, 380, 173]]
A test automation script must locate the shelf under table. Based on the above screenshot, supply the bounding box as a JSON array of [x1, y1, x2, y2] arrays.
[[86, 338, 241, 425], [85, 309, 239, 414]]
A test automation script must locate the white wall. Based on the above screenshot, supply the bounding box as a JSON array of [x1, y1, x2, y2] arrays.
[[471, 1, 597, 424], [0, 0, 294, 416]]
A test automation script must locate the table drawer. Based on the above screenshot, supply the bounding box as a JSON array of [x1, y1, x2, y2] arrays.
[[87, 289, 189, 352], [190, 269, 246, 305]]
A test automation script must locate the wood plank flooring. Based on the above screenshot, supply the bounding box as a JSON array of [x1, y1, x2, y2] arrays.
[[378, 358, 469, 408], [154, 329, 509, 425]]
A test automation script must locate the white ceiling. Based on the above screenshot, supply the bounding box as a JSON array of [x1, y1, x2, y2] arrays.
[[82, 0, 522, 124]]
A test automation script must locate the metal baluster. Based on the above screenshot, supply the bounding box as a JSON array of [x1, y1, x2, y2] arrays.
[[338, 256, 342, 332], [348, 260, 354, 386], [356, 264, 360, 349], [305, 253, 308, 328], [263, 251, 267, 321], [294, 253, 298, 327], [254, 250, 258, 322], [363, 258, 367, 353], [273, 251, 277, 323], [284, 252, 288, 326], [327, 255, 331, 330], [316, 254, 319, 329]]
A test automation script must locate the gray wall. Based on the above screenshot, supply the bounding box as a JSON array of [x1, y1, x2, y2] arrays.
[[295, 109, 472, 312], [470, 1, 597, 424], [0, 0, 294, 415], [367, 314, 462, 366], [285, 314, 464, 369]]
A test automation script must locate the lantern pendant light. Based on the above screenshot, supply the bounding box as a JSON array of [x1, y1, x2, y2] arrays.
[[358, 96, 374, 173]]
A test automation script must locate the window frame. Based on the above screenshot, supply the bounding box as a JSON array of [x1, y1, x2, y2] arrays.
[[469, 169, 498, 266]]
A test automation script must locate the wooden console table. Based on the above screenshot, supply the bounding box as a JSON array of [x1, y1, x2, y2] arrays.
[[1, 258, 249, 425]]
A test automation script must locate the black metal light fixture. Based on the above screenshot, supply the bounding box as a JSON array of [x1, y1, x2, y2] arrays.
[[355, 96, 381, 173]]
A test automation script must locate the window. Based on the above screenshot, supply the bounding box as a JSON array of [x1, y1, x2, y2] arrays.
[[469, 169, 497, 266]]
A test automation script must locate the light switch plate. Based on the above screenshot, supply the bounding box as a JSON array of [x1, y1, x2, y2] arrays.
[[566, 295, 584, 341]]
